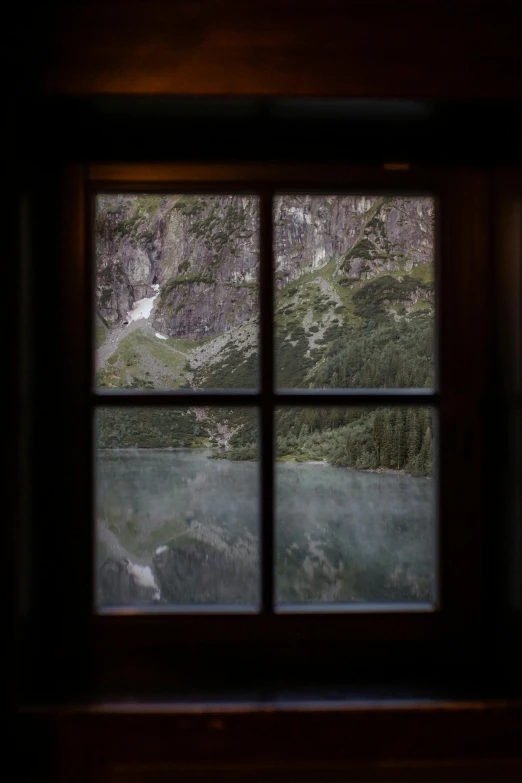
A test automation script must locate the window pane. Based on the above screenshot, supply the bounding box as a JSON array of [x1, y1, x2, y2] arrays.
[[275, 406, 436, 606], [95, 195, 259, 391], [95, 407, 259, 610], [274, 196, 435, 389]]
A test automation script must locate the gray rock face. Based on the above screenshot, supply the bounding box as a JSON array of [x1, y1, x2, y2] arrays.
[[95, 194, 434, 338], [274, 195, 433, 283], [152, 543, 257, 605], [97, 545, 257, 607], [97, 557, 159, 606]]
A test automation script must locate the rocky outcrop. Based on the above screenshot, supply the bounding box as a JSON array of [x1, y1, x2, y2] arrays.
[[97, 545, 257, 607], [339, 196, 433, 281], [96, 194, 259, 339], [97, 557, 160, 606], [153, 543, 257, 604], [95, 194, 434, 340], [274, 195, 433, 283]]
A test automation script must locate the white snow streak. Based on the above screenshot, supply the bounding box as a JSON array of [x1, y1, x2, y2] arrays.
[[125, 561, 159, 592], [155, 332, 168, 340], [155, 545, 168, 555], [127, 295, 157, 323]]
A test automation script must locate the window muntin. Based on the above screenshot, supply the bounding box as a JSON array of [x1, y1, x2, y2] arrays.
[[92, 184, 438, 615]]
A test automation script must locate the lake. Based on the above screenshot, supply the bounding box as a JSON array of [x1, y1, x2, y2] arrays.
[[96, 449, 435, 608]]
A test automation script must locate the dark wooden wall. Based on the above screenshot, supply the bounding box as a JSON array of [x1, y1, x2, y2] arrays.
[[7, 2, 522, 780], [14, 0, 522, 99]]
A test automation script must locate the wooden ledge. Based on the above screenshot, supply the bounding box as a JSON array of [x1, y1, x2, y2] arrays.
[[19, 697, 522, 781]]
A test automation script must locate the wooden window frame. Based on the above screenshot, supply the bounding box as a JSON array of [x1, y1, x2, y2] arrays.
[[33, 161, 489, 692]]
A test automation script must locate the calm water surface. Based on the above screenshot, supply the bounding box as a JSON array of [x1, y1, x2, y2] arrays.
[[96, 449, 435, 607]]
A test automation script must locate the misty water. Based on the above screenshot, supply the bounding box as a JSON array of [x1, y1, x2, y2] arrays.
[[96, 449, 435, 608]]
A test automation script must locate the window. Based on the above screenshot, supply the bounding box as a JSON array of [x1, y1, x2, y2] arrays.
[[94, 189, 437, 613], [19, 159, 492, 692]]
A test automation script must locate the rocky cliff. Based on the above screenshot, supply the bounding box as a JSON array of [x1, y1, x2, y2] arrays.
[[275, 194, 433, 284], [96, 194, 259, 340], [95, 194, 434, 341]]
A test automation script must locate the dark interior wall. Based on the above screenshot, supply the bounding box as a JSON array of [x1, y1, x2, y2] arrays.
[[11, 1, 522, 164], [13, 96, 522, 165], [14, 0, 522, 99]]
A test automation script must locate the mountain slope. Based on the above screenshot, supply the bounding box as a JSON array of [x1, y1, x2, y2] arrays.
[[95, 194, 435, 474]]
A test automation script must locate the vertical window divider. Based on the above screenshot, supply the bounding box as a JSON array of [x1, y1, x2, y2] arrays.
[[260, 190, 275, 613]]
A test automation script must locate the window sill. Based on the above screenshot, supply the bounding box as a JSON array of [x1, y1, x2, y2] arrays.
[[20, 689, 522, 781]]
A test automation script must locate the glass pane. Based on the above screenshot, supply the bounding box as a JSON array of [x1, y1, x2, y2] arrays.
[[274, 196, 435, 389], [95, 407, 259, 610], [95, 194, 259, 390], [275, 406, 436, 606]]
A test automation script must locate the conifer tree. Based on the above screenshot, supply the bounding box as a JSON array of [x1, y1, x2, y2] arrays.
[[382, 411, 393, 467], [330, 409, 341, 429], [418, 425, 432, 475], [407, 409, 422, 465], [394, 414, 405, 469], [372, 409, 386, 463], [298, 423, 309, 444]]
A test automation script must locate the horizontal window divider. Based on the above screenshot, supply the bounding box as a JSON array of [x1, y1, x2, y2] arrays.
[[96, 601, 435, 618], [91, 389, 439, 407], [92, 390, 260, 406], [274, 389, 439, 406], [90, 181, 261, 195], [87, 163, 450, 190], [98, 604, 260, 617], [276, 602, 437, 615]]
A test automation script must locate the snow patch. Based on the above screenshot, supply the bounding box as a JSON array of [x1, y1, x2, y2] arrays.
[[152, 283, 160, 292], [155, 545, 168, 555], [155, 332, 168, 340], [125, 560, 159, 592], [127, 295, 157, 323]]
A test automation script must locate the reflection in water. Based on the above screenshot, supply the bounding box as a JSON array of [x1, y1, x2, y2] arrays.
[[96, 449, 434, 608], [276, 461, 434, 603], [96, 449, 259, 606]]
